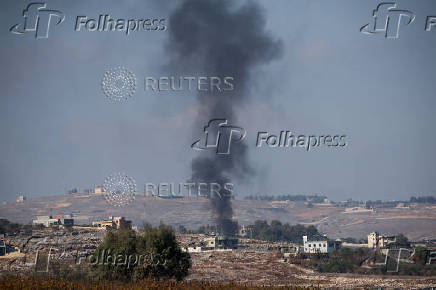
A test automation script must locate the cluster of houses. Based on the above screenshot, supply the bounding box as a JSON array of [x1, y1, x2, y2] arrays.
[[185, 234, 343, 254], [27, 214, 400, 256], [31, 215, 133, 231], [32, 215, 74, 227], [0, 234, 20, 257], [91, 216, 132, 230], [67, 185, 105, 195], [302, 235, 342, 253], [185, 235, 239, 252], [301, 231, 400, 253], [367, 231, 396, 248]]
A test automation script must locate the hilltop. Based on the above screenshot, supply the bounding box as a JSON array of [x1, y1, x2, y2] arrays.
[[1, 194, 435, 240]]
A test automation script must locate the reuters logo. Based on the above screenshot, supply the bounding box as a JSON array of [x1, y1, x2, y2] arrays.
[[103, 173, 136, 207], [101, 67, 136, 101]]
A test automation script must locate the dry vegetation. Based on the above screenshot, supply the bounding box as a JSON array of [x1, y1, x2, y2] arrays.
[[186, 249, 436, 289], [1, 230, 436, 289], [0, 278, 315, 290]]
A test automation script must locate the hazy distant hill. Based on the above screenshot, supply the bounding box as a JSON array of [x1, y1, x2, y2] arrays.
[[1, 194, 435, 240]]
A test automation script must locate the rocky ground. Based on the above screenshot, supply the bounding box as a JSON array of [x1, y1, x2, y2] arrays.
[[187, 250, 436, 289], [2, 229, 435, 289], [0, 227, 105, 276]]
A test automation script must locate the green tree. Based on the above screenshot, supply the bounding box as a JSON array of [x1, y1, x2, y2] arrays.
[[92, 223, 191, 282], [0, 219, 22, 234], [176, 225, 188, 234], [393, 234, 410, 247], [412, 246, 429, 265], [250, 220, 319, 243]]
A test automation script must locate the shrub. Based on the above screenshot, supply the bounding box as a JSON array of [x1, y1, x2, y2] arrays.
[[92, 223, 191, 282]]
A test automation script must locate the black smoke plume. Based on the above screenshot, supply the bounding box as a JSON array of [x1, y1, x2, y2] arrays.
[[167, 0, 282, 236]]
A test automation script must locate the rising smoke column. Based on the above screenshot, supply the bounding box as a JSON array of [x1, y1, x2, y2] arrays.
[[167, 0, 282, 236]]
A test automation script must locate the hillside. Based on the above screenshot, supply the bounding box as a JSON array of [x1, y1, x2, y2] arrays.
[[1, 194, 435, 240]]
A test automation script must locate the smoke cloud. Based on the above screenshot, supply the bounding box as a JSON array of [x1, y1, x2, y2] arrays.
[[167, 0, 282, 235]]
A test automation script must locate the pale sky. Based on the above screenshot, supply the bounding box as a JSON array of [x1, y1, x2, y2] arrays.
[[0, 0, 435, 203]]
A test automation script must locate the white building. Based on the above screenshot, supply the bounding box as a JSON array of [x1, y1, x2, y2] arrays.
[[303, 235, 341, 254], [367, 232, 396, 248], [33, 216, 60, 227], [203, 236, 238, 250], [16, 195, 26, 203], [239, 225, 253, 237], [92, 216, 132, 230], [32, 215, 74, 227], [93, 186, 105, 194]]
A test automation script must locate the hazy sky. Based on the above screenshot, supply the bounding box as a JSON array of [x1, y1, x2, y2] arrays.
[[1, 0, 435, 203]]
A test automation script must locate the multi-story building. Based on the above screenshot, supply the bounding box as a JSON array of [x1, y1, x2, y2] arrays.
[[303, 236, 341, 254], [0, 234, 5, 256], [32, 215, 74, 227], [92, 216, 132, 230], [54, 215, 74, 227], [238, 225, 254, 238], [33, 216, 61, 227], [92, 219, 114, 229], [203, 236, 238, 250], [93, 186, 105, 194], [367, 232, 396, 248], [112, 216, 132, 229], [16, 195, 26, 203]]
